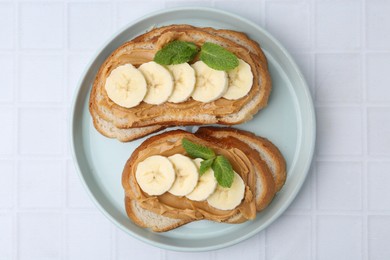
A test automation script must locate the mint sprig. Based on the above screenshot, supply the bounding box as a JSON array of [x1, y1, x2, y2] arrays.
[[182, 138, 215, 159], [154, 41, 199, 65], [212, 155, 234, 188], [153, 41, 239, 71], [199, 42, 239, 71], [182, 138, 234, 187], [199, 158, 214, 176]]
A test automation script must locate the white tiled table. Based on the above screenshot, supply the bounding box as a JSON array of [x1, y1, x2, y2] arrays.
[[1, 0, 390, 259]]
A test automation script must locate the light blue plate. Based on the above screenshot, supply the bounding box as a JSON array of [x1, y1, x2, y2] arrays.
[[70, 7, 315, 252]]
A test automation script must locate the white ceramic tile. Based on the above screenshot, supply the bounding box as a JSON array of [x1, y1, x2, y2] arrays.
[[68, 3, 113, 50], [368, 162, 390, 210], [266, 215, 311, 260], [18, 213, 61, 260], [368, 216, 390, 260], [317, 161, 361, 210], [316, 107, 362, 156], [214, 1, 262, 25], [167, 250, 213, 260], [366, 53, 390, 102], [66, 213, 111, 259], [67, 54, 91, 103], [19, 108, 64, 155], [0, 3, 14, 49], [0, 108, 15, 155], [20, 55, 63, 103], [116, 1, 164, 29], [0, 160, 14, 208], [315, 1, 360, 50], [115, 228, 161, 259], [165, 1, 213, 8], [1, 0, 389, 258], [265, 2, 311, 51], [19, 160, 62, 208], [0, 214, 13, 260], [66, 160, 94, 209], [214, 233, 264, 260], [19, 3, 63, 49], [0, 54, 14, 102], [315, 54, 361, 102], [367, 1, 390, 50], [317, 216, 362, 260], [368, 107, 390, 155]]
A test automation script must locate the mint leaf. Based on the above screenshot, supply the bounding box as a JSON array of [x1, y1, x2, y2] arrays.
[[200, 158, 214, 176], [154, 41, 199, 65], [212, 155, 234, 188], [199, 42, 239, 71], [182, 138, 216, 160]]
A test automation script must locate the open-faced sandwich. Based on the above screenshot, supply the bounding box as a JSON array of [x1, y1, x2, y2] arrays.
[[89, 24, 271, 141], [122, 127, 286, 232]]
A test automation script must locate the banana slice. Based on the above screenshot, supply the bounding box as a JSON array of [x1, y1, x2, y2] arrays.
[[105, 64, 147, 108], [191, 61, 228, 102], [168, 154, 199, 196], [207, 171, 245, 210], [186, 158, 218, 201], [135, 155, 176, 196], [138, 61, 174, 105], [223, 59, 254, 100], [167, 63, 196, 103]]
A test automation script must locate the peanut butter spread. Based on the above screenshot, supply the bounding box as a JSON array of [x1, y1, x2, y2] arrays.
[[123, 133, 257, 222], [93, 30, 263, 128]]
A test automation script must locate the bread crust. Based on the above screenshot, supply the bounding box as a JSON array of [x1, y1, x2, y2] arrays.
[[125, 197, 191, 232], [197, 134, 276, 211], [122, 128, 285, 231], [89, 25, 272, 141], [196, 127, 287, 191]]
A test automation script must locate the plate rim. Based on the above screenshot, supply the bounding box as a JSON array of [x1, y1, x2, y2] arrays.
[[70, 6, 316, 252]]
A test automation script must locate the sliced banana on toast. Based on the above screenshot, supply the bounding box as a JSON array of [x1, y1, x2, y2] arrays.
[[105, 64, 147, 108], [186, 158, 218, 201], [224, 59, 254, 100], [191, 61, 228, 102], [167, 63, 196, 103], [138, 61, 174, 105], [168, 154, 199, 196], [207, 171, 245, 210], [135, 155, 176, 196]]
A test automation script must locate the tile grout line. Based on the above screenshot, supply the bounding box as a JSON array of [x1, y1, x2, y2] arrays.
[[310, 0, 317, 258], [312, 163, 317, 260], [9, 1, 18, 260], [361, 0, 368, 259], [62, 1, 68, 259], [14, 1, 21, 259]]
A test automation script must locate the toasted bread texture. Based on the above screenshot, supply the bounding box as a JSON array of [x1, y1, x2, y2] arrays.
[[196, 127, 287, 191], [90, 25, 271, 142], [122, 127, 285, 232]]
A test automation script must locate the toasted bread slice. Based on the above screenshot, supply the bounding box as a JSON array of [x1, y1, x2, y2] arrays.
[[90, 105, 164, 141], [90, 25, 271, 140], [196, 127, 287, 191], [122, 130, 258, 222], [195, 133, 276, 211], [125, 197, 191, 232], [122, 128, 284, 232]]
